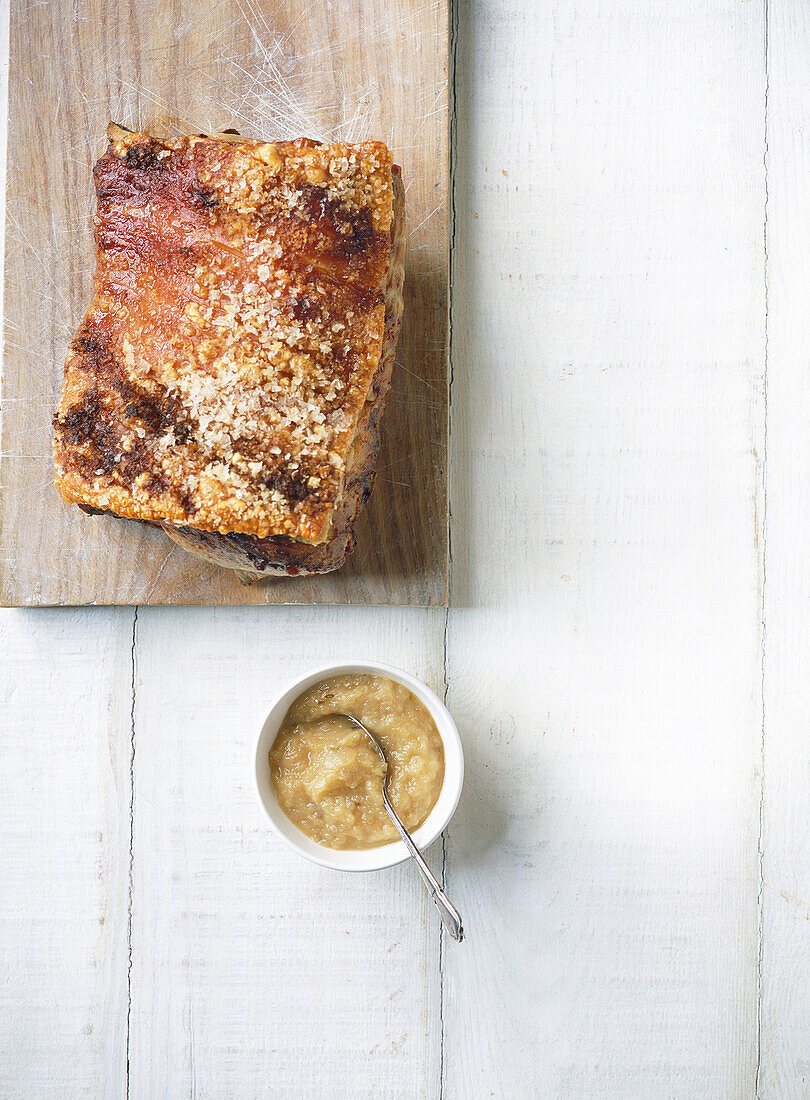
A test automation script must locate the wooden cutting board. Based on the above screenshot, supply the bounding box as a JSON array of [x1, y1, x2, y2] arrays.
[[0, 0, 448, 606]]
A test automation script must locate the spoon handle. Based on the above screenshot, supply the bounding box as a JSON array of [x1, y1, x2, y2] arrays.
[[382, 789, 464, 942]]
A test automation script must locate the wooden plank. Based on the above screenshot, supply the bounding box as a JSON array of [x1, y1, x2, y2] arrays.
[[0, 0, 448, 606], [0, 20, 131, 1096], [0, 608, 132, 1097], [760, 3, 810, 1095], [129, 606, 444, 1097], [444, 1, 765, 1095]]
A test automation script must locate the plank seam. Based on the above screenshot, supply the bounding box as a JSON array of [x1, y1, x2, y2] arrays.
[[755, 1, 769, 1095], [439, 0, 459, 1094], [126, 606, 138, 1099]]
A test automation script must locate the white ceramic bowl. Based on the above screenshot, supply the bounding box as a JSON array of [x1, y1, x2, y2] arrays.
[[254, 660, 464, 871]]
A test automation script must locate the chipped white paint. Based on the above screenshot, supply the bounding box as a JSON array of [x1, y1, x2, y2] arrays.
[[129, 607, 444, 1098], [3, 0, 810, 1097], [0, 609, 132, 1097], [445, 2, 767, 1094]]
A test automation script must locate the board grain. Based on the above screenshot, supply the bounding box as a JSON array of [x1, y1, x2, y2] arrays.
[[0, 0, 448, 606]]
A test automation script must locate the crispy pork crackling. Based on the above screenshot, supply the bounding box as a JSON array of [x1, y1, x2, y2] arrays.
[[53, 123, 406, 576]]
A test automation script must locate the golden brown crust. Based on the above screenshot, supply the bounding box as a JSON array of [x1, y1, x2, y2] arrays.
[[161, 170, 406, 576], [53, 124, 397, 544]]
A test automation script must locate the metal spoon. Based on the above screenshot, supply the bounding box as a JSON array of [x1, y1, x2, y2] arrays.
[[325, 712, 464, 942]]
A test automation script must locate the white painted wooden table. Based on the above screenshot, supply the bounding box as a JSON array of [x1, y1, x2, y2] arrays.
[[3, 1, 810, 1096]]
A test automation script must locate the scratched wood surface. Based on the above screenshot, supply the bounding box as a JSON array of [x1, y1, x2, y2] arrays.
[[0, 0, 448, 606]]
